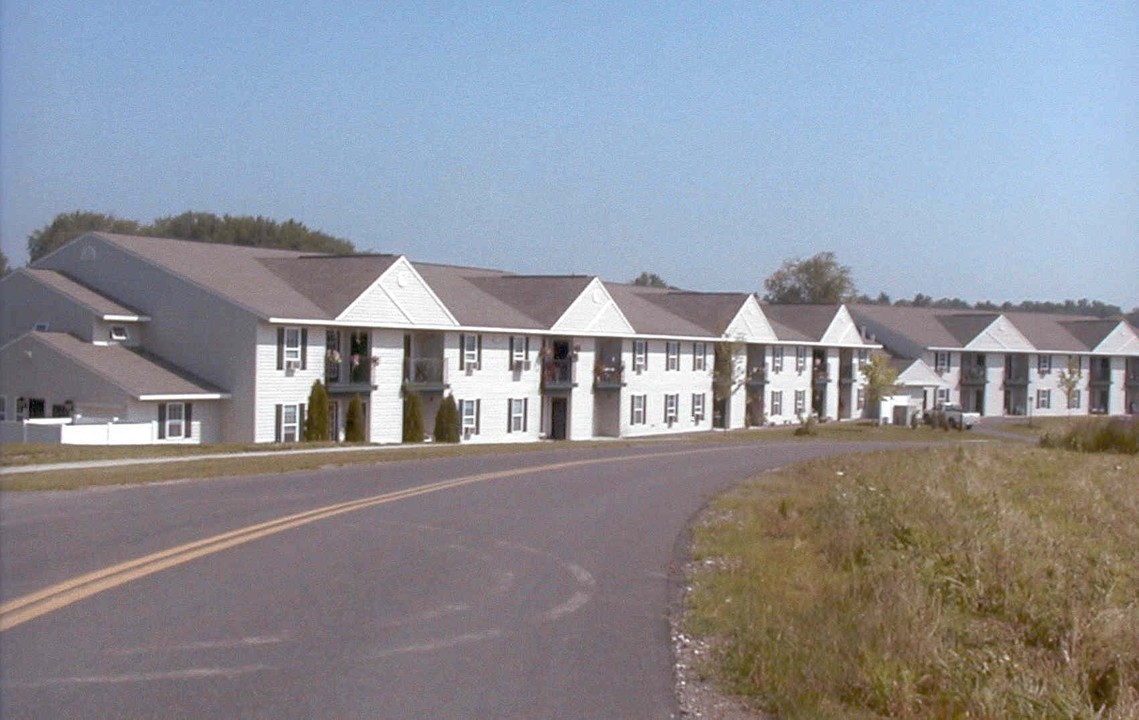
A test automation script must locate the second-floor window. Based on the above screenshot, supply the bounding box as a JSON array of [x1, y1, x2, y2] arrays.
[[935, 351, 951, 373], [666, 341, 681, 371], [284, 328, 302, 362], [460, 334, 481, 370], [1037, 354, 1052, 373], [509, 336, 529, 367], [772, 347, 784, 373], [693, 342, 707, 371], [633, 340, 648, 371], [795, 347, 807, 373]]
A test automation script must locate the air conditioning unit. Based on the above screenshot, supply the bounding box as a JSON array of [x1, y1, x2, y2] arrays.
[[285, 360, 300, 374], [512, 360, 525, 371], [463, 427, 475, 439]]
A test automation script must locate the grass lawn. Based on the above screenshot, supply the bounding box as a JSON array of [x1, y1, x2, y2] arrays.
[[684, 445, 1139, 719]]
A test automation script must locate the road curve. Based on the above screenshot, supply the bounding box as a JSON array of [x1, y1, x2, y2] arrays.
[[0, 440, 900, 719]]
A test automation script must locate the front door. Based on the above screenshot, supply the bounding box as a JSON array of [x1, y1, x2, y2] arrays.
[[550, 398, 568, 440]]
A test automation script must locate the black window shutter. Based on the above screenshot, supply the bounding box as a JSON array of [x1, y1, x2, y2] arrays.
[[507, 399, 512, 433], [158, 403, 167, 439], [523, 398, 528, 432], [299, 404, 306, 441], [508, 337, 515, 368], [300, 329, 308, 370], [275, 405, 283, 443], [524, 337, 530, 356], [475, 399, 481, 434], [185, 403, 193, 438], [459, 335, 466, 370], [476, 335, 482, 369], [277, 328, 285, 370]]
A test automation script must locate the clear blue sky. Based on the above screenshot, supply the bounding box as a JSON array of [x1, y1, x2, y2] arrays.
[[3, 1, 1136, 308]]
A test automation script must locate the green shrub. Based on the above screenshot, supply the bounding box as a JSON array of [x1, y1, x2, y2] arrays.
[[434, 395, 460, 443], [344, 394, 366, 443], [402, 392, 424, 443], [303, 380, 330, 441], [792, 413, 818, 437]]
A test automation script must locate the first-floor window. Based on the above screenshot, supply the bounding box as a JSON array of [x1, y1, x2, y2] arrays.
[[664, 393, 679, 424], [691, 393, 706, 421], [631, 394, 646, 425], [276, 403, 302, 443], [771, 390, 783, 416], [159, 402, 193, 440], [936, 388, 951, 405], [1036, 389, 1051, 409], [0, 396, 6, 421], [857, 387, 865, 411], [508, 398, 528, 432], [794, 389, 806, 415], [1068, 390, 1081, 410], [461, 399, 481, 436]]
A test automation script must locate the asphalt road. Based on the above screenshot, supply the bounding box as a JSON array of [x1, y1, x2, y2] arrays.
[[0, 440, 897, 719]]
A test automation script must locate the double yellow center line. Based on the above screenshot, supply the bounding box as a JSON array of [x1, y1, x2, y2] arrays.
[[0, 447, 718, 631]]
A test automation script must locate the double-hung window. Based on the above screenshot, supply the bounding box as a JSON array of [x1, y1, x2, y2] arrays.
[[772, 347, 784, 373], [936, 387, 951, 405], [460, 399, 480, 436], [1068, 390, 1081, 410], [630, 395, 646, 425], [692, 342, 707, 371], [857, 387, 866, 411], [1037, 354, 1052, 374], [507, 398, 528, 433], [935, 351, 950, 373], [460, 334, 481, 370], [664, 393, 679, 424], [509, 336, 529, 369], [275, 403, 301, 443], [794, 389, 806, 415], [284, 329, 302, 363], [771, 390, 783, 416], [277, 327, 307, 371], [691, 393, 705, 421], [633, 340, 648, 372], [795, 347, 807, 373], [666, 341, 680, 371], [1036, 389, 1051, 409]]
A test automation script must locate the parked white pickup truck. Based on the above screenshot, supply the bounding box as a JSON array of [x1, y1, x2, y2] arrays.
[[929, 403, 980, 430]]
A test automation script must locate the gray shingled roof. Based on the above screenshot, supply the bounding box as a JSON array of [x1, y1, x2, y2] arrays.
[[937, 313, 1000, 345], [259, 255, 401, 317], [848, 305, 965, 348], [412, 263, 542, 329], [631, 290, 752, 335], [1002, 312, 1089, 352], [23, 268, 146, 319], [760, 304, 840, 342], [90, 233, 330, 319], [1059, 319, 1120, 350], [469, 275, 595, 327], [603, 283, 710, 336], [32, 331, 227, 398]]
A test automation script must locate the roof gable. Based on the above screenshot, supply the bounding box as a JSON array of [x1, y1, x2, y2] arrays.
[[819, 306, 868, 346], [337, 256, 458, 327], [894, 357, 950, 388], [723, 296, 779, 343], [552, 278, 635, 335], [960, 315, 1034, 352], [1082, 320, 1139, 355]]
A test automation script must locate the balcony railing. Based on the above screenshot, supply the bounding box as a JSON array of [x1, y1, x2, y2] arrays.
[[403, 357, 448, 392], [326, 356, 373, 392], [1127, 372, 1139, 388], [593, 365, 624, 390], [813, 369, 830, 384], [960, 366, 987, 384], [1004, 372, 1029, 387], [1090, 376, 1112, 387], [542, 358, 575, 391]]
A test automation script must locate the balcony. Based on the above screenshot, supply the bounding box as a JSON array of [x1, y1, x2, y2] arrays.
[[325, 354, 374, 394], [542, 358, 575, 391], [593, 364, 624, 391], [813, 369, 830, 385], [403, 357, 448, 393], [1004, 373, 1029, 387], [1127, 372, 1139, 388], [745, 367, 767, 388], [960, 366, 987, 385]]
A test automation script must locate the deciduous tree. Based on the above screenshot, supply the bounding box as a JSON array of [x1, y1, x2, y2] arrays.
[[763, 252, 856, 304]]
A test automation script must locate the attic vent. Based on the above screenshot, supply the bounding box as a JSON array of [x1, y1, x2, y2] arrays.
[[80, 245, 97, 262]]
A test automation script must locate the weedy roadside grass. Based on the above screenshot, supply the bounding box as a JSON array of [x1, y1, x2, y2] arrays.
[[684, 445, 1139, 719]]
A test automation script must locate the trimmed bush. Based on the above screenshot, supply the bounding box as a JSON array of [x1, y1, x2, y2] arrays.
[[402, 392, 424, 443], [344, 394, 366, 443], [303, 380, 330, 441], [434, 395, 461, 443]]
